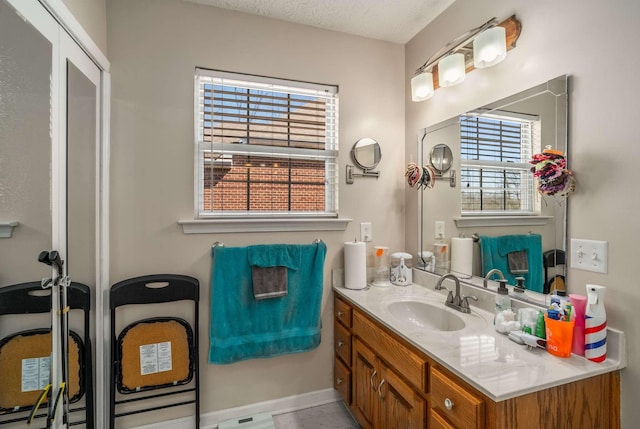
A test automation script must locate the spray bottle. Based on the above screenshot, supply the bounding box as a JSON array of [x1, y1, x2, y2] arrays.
[[585, 284, 607, 363]]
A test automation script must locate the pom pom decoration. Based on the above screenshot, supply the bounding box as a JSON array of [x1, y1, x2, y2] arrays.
[[405, 162, 436, 190], [529, 147, 575, 196]]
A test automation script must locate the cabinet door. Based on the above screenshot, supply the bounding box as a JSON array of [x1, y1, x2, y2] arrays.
[[378, 365, 426, 429], [353, 339, 378, 429]]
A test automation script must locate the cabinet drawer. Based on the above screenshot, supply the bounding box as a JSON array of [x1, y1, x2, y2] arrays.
[[430, 409, 456, 429], [335, 297, 352, 328], [335, 320, 352, 365], [353, 309, 426, 392], [430, 367, 483, 429], [334, 356, 351, 404]]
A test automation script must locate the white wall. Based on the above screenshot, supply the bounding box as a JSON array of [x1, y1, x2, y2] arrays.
[[405, 0, 640, 426], [107, 0, 405, 424], [62, 0, 107, 53]]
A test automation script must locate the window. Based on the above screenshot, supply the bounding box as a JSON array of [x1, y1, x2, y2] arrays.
[[460, 113, 540, 215], [195, 68, 338, 219]]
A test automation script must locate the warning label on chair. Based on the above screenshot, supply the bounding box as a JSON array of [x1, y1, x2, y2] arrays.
[[139, 342, 172, 375]]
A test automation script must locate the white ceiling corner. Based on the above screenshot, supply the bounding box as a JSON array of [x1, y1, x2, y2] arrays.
[[182, 0, 455, 44]]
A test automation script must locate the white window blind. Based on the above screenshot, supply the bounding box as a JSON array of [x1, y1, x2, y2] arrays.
[[460, 113, 539, 215], [195, 68, 339, 218]]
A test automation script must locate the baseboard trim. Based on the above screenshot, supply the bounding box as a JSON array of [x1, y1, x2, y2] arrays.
[[132, 388, 341, 429]]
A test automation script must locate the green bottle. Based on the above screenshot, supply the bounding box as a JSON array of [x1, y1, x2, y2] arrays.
[[535, 310, 546, 339]]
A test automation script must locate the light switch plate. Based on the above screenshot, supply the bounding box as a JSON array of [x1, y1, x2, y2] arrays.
[[570, 238, 608, 274], [435, 221, 445, 239], [360, 222, 372, 242]]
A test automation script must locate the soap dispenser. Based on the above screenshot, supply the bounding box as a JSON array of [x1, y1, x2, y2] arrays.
[[494, 280, 512, 333], [585, 284, 607, 363]]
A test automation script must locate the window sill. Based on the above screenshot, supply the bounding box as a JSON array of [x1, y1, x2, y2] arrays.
[[454, 216, 552, 228], [178, 218, 352, 234]]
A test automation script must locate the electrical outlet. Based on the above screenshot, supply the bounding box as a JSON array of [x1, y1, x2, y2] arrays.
[[435, 221, 445, 239], [570, 238, 608, 274], [360, 222, 373, 242]]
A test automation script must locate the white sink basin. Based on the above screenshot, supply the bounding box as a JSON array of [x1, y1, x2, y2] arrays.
[[387, 301, 466, 331]]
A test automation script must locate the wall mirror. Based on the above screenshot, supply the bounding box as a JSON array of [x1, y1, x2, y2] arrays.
[[352, 137, 381, 170], [418, 75, 569, 300], [346, 137, 381, 184]]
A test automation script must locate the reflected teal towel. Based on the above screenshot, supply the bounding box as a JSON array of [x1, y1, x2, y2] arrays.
[[209, 242, 327, 364], [480, 234, 543, 293]]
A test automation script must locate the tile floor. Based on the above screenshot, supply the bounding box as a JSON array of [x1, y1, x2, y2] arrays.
[[272, 401, 360, 429]]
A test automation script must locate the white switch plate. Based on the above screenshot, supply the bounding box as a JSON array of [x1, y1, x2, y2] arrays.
[[360, 222, 373, 242], [435, 221, 445, 239], [570, 238, 608, 274]]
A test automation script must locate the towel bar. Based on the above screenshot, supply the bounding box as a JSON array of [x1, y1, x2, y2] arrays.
[[212, 239, 323, 249]]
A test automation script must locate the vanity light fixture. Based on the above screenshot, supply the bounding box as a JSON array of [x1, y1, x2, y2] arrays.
[[410, 15, 521, 102]]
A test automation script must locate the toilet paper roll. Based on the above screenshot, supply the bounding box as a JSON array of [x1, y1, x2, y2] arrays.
[[451, 237, 473, 277], [344, 241, 367, 290]]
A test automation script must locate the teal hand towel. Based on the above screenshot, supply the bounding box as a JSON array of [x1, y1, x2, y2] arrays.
[[480, 234, 544, 293], [209, 242, 327, 364]]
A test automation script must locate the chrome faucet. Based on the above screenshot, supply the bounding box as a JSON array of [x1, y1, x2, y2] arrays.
[[483, 268, 505, 288], [435, 273, 478, 314]]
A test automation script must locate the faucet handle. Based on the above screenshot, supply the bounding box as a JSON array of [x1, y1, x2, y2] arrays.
[[446, 290, 455, 304], [460, 295, 478, 310]]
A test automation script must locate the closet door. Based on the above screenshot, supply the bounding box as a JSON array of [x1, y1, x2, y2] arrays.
[[0, 1, 102, 428]]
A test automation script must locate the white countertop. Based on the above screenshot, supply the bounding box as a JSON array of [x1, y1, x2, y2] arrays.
[[333, 280, 624, 402]]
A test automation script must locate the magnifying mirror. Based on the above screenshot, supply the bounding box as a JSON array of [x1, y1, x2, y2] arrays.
[[429, 144, 453, 173], [351, 138, 381, 171]]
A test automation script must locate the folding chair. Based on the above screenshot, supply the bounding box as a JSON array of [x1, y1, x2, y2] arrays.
[[109, 274, 200, 429], [0, 281, 93, 428]]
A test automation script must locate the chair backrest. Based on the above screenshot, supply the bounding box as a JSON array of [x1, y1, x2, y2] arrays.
[[0, 281, 91, 316], [0, 281, 93, 428], [109, 274, 200, 429], [110, 274, 199, 308]]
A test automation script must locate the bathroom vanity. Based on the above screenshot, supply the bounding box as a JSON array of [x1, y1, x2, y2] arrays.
[[333, 284, 621, 429]]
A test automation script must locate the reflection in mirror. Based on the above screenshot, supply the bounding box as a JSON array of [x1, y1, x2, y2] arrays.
[[429, 144, 453, 173], [418, 75, 569, 300], [0, 0, 53, 287], [351, 137, 381, 170]]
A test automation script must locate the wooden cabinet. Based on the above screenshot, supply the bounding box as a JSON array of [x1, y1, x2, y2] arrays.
[[352, 339, 426, 429], [333, 296, 353, 405], [430, 366, 483, 429], [334, 294, 621, 429]]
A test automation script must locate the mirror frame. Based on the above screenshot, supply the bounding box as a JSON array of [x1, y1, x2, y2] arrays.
[[417, 75, 570, 302]]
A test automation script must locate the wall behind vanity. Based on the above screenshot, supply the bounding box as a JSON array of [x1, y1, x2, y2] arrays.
[[107, 0, 405, 424], [405, 0, 640, 426]]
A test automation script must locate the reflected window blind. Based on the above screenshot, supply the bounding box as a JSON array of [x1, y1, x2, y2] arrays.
[[195, 68, 338, 217], [460, 114, 538, 214]]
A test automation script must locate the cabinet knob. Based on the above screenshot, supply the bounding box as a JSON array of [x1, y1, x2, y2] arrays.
[[337, 311, 344, 317], [337, 340, 344, 347], [336, 377, 343, 385], [444, 398, 454, 410]]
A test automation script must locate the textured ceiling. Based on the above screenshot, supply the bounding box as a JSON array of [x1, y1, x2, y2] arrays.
[[183, 0, 455, 44]]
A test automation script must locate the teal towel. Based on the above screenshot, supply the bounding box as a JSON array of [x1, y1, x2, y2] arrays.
[[247, 244, 300, 270], [480, 234, 544, 293], [209, 242, 327, 364]]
